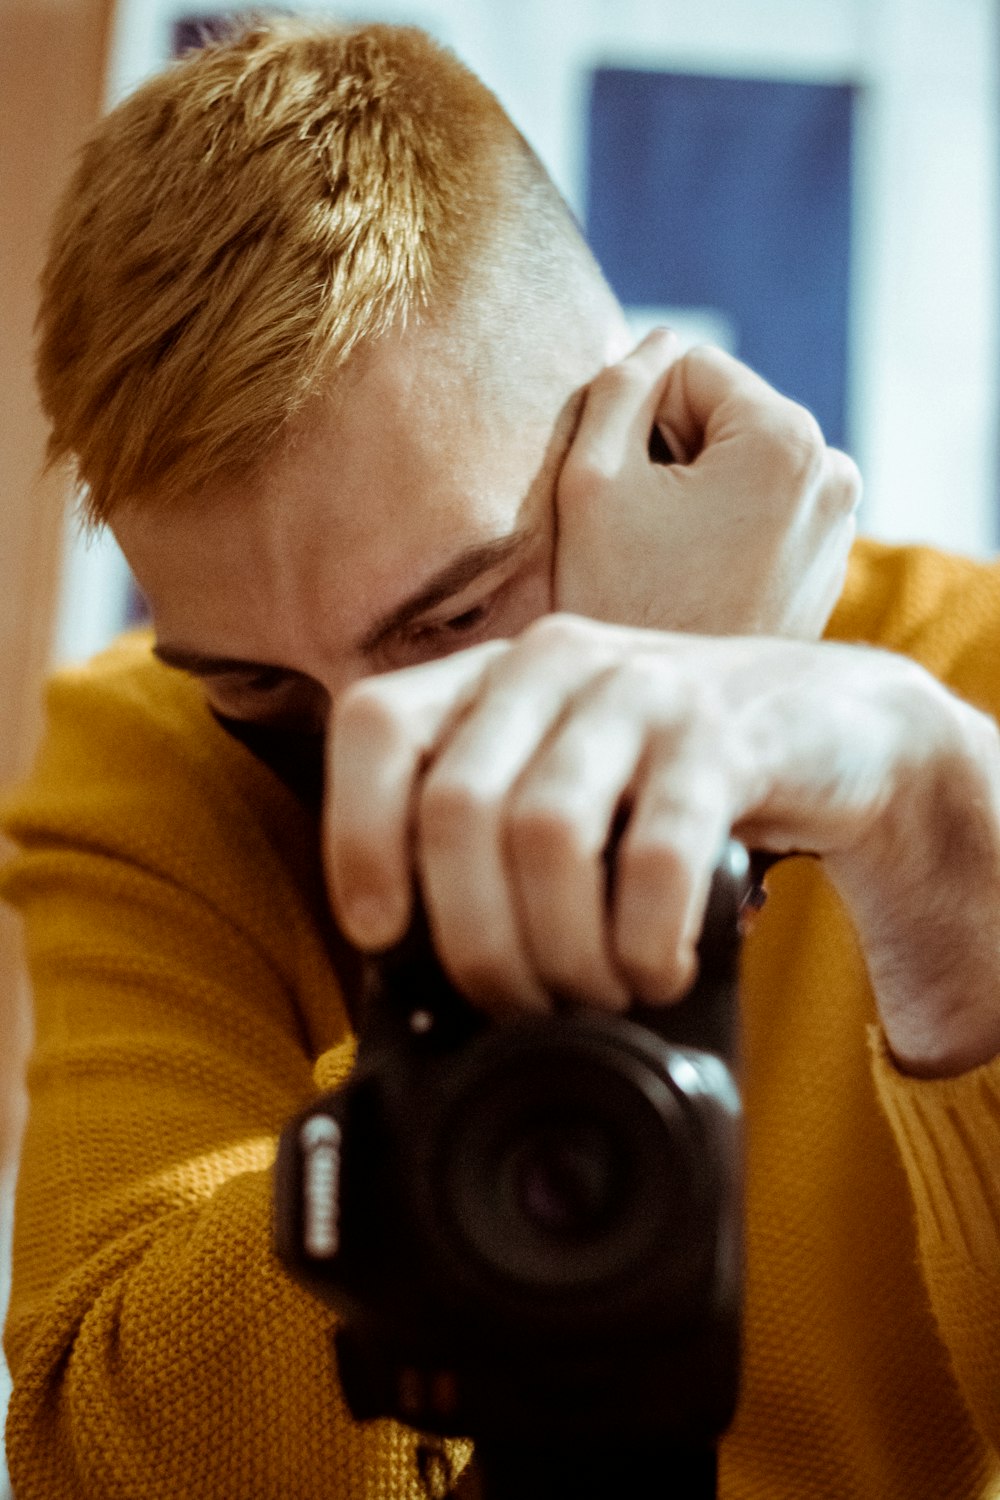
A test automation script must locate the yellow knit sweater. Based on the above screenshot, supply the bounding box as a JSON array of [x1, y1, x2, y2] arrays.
[[2, 538, 1000, 1498]]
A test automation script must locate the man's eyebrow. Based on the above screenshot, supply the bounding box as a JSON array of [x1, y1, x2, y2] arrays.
[[358, 529, 536, 654], [151, 532, 536, 678], [152, 643, 282, 677]]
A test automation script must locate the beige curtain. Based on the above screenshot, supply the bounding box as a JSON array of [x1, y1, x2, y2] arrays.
[[0, 0, 117, 1173]]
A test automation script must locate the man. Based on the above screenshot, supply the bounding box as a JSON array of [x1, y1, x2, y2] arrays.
[[2, 16, 998, 1499]]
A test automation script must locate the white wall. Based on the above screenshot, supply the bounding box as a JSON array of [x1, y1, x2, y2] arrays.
[[55, 0, 1000, 662]]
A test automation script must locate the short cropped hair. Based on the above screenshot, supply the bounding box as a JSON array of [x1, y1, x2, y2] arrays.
[[36, 17, 571, 524]]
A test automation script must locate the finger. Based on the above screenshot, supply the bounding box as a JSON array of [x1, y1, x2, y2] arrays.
[[660, 345, 824, 471], [324, 641, 506, 949], [416, 616, 614, 1012], [506, 661, 692, 1009], [568, 327, 683, 483], [821, 446, 863, 522], [791, 446, 862, 635], [613, 712, 738, 1003]]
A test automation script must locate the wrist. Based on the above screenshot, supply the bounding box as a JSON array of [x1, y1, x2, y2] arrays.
[[829, 685, 1000, 1079], [881, 1005, 1000, 1080]]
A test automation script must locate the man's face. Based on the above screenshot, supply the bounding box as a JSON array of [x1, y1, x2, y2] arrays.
[[114, 296, 630, 735]]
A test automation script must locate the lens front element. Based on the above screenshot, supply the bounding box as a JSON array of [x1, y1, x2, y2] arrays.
[[439, 1022, 713, 1303]]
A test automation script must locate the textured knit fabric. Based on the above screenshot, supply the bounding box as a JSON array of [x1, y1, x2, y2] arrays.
[[2, 537, 1000, 1498]]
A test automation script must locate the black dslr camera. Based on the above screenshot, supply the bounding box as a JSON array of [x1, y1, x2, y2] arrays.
[[275, 842, 751, 1498]]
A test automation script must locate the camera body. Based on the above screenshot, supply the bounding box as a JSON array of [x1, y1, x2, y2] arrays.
[[274, 843, 748, 1449]]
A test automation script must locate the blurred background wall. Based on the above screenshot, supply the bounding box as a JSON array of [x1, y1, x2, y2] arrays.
[[1, 4, 115, 1494], [2, 0, 998, 1490]]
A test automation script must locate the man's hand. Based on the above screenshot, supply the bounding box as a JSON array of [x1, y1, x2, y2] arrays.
[[326, 615, 1000, 1080], [555, 333, 861, 640]]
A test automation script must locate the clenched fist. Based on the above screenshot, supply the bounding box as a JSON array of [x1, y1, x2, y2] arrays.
[[555, 332, 860, 640]]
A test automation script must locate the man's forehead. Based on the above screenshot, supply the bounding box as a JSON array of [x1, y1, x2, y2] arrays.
[[115, 300, 611, 678], [150, 526, 539, 677], [119, 422, 575, 683]]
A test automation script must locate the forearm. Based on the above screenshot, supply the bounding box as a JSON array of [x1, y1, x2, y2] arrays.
[[6, 1151, 458, 1499], [825, 679, 1000, 1078]]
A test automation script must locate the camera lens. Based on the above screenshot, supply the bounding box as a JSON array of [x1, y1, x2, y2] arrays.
[[513, 1122, 617, 1239], [438, 1021, 706, 1300]]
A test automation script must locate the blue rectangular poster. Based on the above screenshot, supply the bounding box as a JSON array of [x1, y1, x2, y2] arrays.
[[586, 69, 857, 451]]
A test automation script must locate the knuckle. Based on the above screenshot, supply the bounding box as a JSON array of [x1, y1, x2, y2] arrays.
[[617, 832, 687, 899], [968, 703, 1000, 757], [697, 702, 738, 775], [332, 677, 400, 745], [507, 799, 592, 881], [878, 658, 996, 781], [611, 652, 662, 692], [681, 677, 727, 739], [818, 450, 863, 520], [944, 696, 1000, 772], [599, 651, 677, 707], [558, 448, 617, 510], [832, 448, 863, 502], [419, 774, 497, 854], [649, 671, 725, 743], [520, 611, 599, 658], [798, 403, 826, 449], [784, 402, 826, 460], [883, 655, 947, 729], [592, 357, 648, 403], [667, 781, 727, 838], [686, 341, 727, 369], [329, 678, 416, 762], [752, 405, 826, 497], [695, 687, 728, 741]]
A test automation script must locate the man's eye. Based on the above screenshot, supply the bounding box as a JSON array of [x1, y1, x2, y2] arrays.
[[410, 602, 489, 646], [244, 667, 289, 692], [208, 667, 302, 709], [207, 670, 327, 734], [377, 579, 519, 671], [439, 605, 488, 635]]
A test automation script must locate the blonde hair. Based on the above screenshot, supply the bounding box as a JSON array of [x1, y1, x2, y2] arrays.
[[36, 17, 571, 524]]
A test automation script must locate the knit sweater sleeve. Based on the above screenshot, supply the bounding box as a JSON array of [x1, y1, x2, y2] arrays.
[[870, 1039, 1000, 1451], [1, 636, 468, 1499]]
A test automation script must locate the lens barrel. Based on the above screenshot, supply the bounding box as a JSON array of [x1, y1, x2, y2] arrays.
[[433, 1019, 725, 1318]]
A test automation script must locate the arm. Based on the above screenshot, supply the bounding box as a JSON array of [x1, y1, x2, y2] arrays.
[[871, 1037, 1000, 1445], [327, 619, 1000, 1069], [829, 541, 1000, 1447], [2, 647, 467, 1499]]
